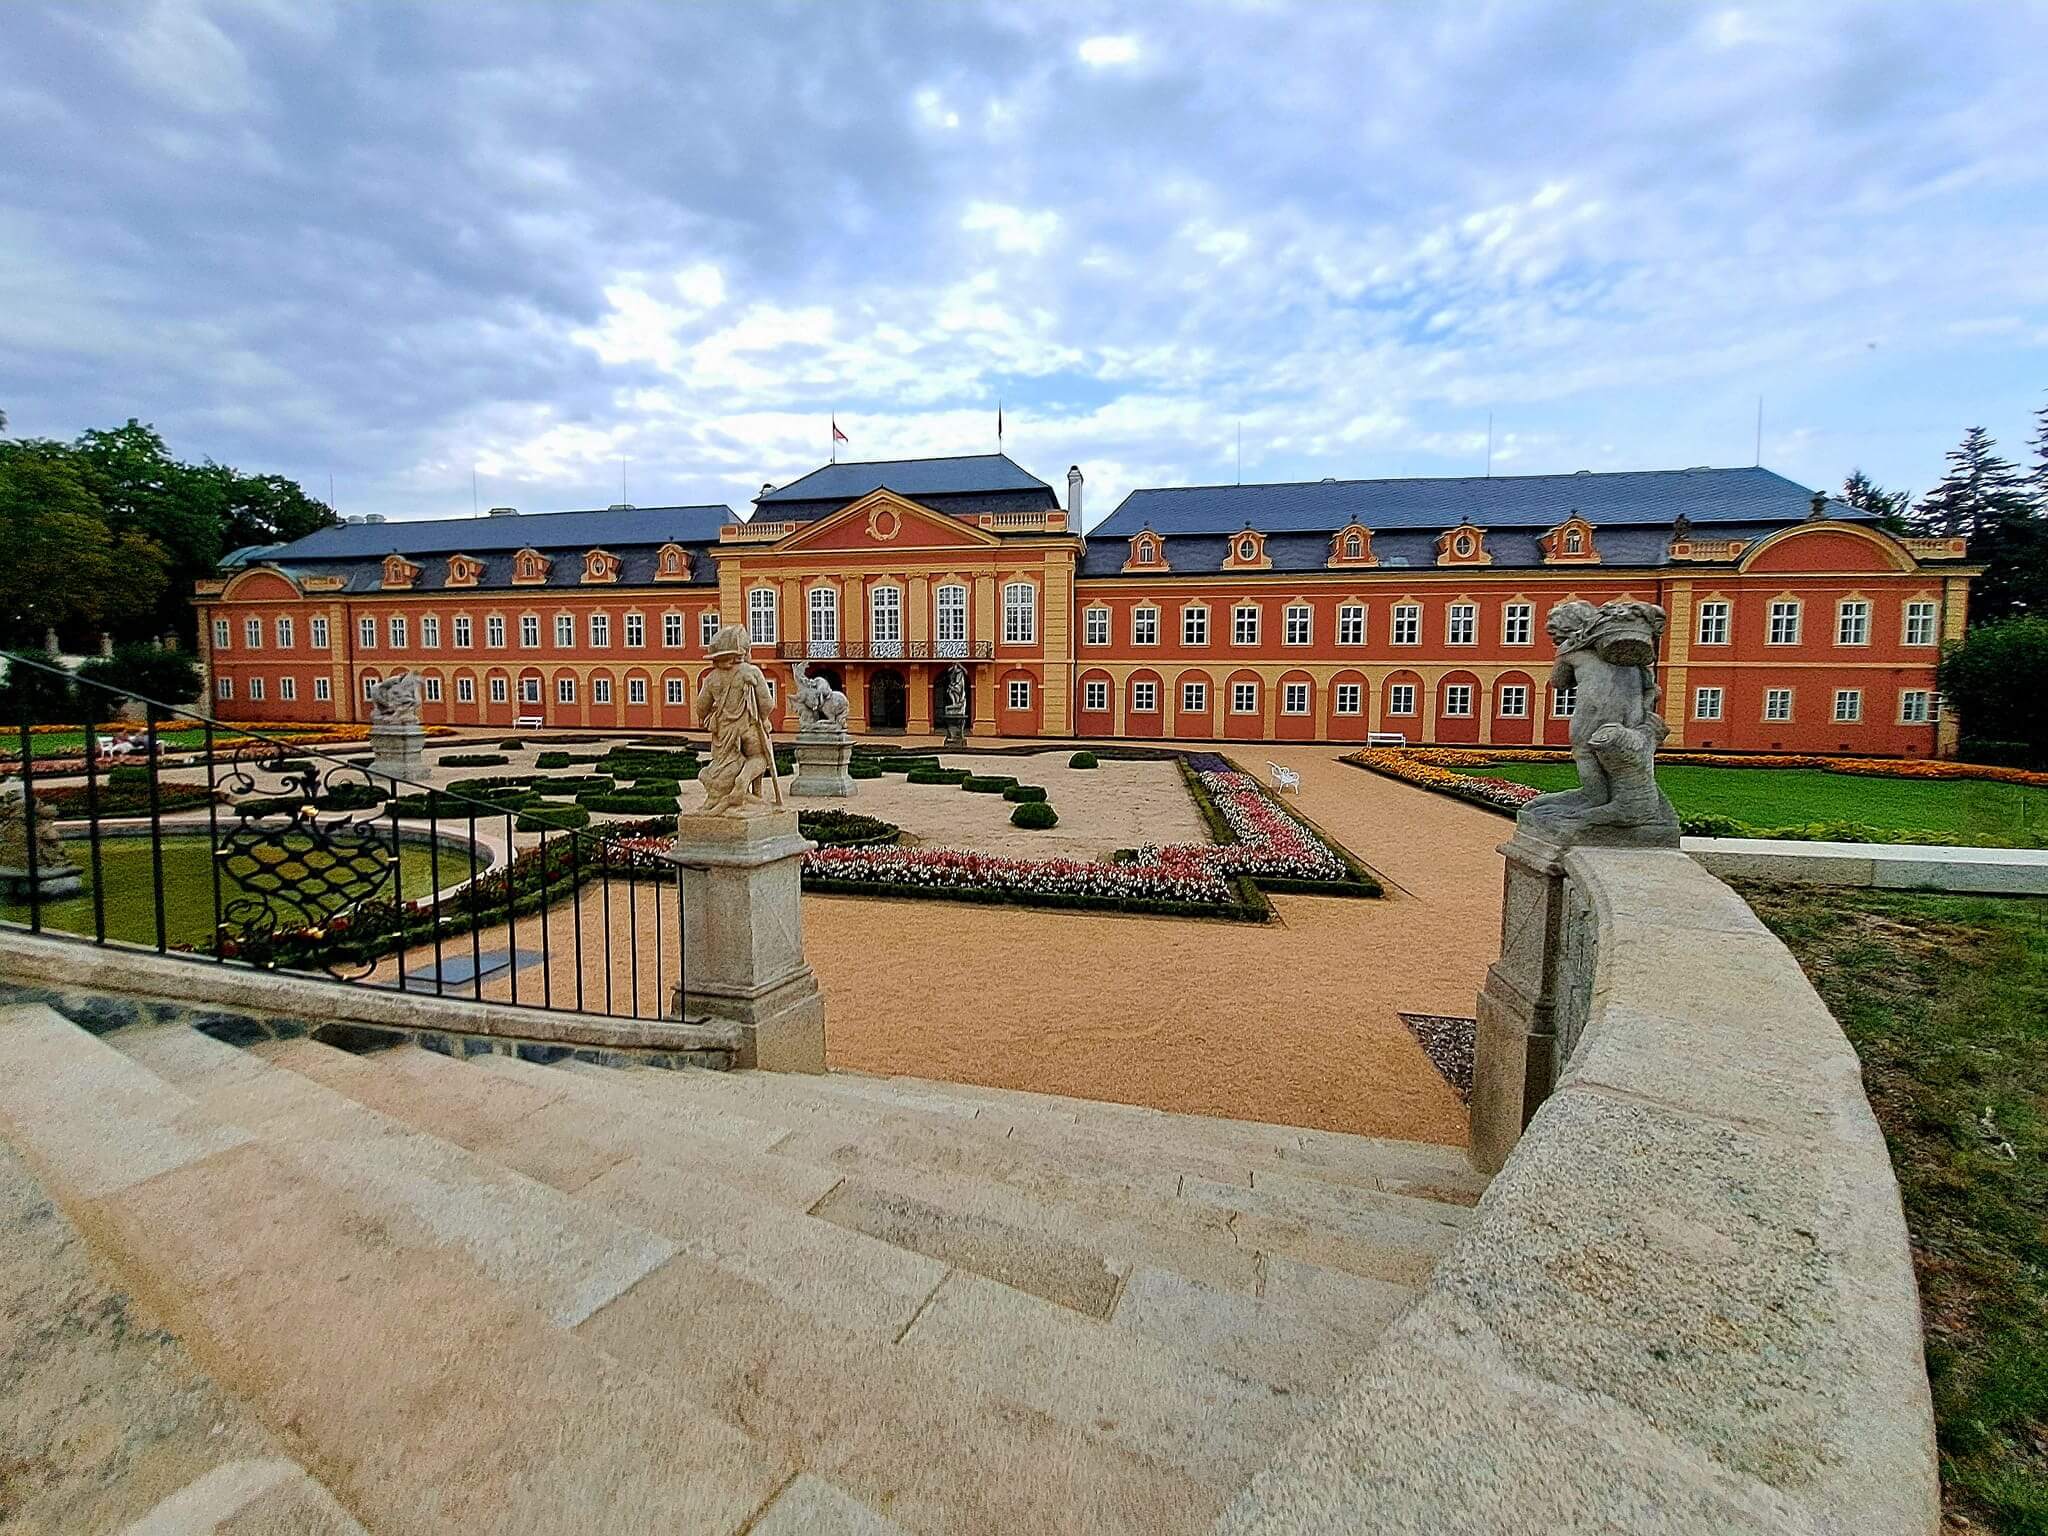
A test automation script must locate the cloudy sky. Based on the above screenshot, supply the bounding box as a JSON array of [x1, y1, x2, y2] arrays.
[[5, 1, 2046, 528]]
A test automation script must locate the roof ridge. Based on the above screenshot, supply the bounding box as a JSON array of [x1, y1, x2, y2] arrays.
[[1126, 466, 1773, 496]]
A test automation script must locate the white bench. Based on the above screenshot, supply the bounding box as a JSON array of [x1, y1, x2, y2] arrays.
[[1267, 761, 1302, 795], [513, 715, 544, 730], [95, 734, 140, 758], [1365, 731, 1409, 748]]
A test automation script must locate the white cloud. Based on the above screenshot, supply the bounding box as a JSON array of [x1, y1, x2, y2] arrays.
[[1077, 34, 1140, 68], [960, 201, 1061, 255]]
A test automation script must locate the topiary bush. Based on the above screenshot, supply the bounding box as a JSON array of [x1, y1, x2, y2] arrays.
[[577, 793, 682, 815], [516, 803, 590, 832], [960, 775, 1017, 793], [798, 809, 902, 847], [315, 781, 387, 810], [1010, 800, 1059, 829], [1068, 751, 1098, 769], [907, 766, 973, 785], [496, 738, 525, 750], [872, 757, 937, 775], [848, 761, 884, 779], [439, 752, 507, 768], [1002, 784, 1047, 803]]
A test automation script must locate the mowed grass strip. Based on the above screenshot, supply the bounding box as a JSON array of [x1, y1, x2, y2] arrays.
[[1741, 883, 2048, 1536], [1446, 762, 2048, 844]]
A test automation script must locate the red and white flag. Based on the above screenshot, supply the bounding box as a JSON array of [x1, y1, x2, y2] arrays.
[[831, 416, 848, 444]]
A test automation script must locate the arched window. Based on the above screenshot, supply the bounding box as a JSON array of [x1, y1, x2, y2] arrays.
[[808, 586, 839, 655], [1344, 532, 1362, 559], [747, 587, 777, 646], [869, 585, 902, 658], [935, 584, 968, 657], [1565, 528, 1583, 554], [1002, 581, 1037, 645]]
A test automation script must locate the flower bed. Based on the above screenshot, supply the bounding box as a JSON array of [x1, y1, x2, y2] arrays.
[[1354, 744, 2048, 790]]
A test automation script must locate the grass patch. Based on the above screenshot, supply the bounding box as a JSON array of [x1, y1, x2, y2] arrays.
[[1741, 883, 2048, 1534]]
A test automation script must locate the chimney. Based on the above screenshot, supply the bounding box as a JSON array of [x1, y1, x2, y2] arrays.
[[486, 506, 518, 517], [1066, 465, 1083, 525]]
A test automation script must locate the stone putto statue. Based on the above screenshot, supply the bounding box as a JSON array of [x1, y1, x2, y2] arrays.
[[789, 659, 850, 737], [941, 664, 968, 721], [367, 670, 424, 727], [694, 625, 781, 815], [0, 783, 82, 898], [1517, 598, 1679, 847]]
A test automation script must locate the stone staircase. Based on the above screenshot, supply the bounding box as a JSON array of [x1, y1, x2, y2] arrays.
[[0, 1000, 1486, 1535]]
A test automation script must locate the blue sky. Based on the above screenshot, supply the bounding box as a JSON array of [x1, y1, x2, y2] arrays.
[[4, 1, 2045, 528]]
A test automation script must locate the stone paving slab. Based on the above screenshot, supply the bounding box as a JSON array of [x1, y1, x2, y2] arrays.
[[1686, 834, 2048, 894]]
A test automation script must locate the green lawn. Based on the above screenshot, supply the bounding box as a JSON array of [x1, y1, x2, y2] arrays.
[[4, 726, 325, 761], [1742, 884, 2048, 1535], [1445, 762, 2048, 845], [1, 833, 462, 949]]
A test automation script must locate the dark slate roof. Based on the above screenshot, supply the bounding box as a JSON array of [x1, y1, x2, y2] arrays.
[[262, 546, 721, 594], [759, 488, 1061, 526], [756, 454, 1054, 506], [266, 504, 733, 561], [1096, 466, 1844, 538]]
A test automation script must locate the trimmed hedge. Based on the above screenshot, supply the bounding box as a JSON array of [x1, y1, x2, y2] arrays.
[[36, 782, 216, 818], [907, 767, 973, 785], [960, 775, 1017, 793], [439, 753, 507, 767], [866, 757, 937, 775], [1002, 784, 1047, 803], [848, 762, 885, 780], [496, 738, 525, 749], [516, 804, 591, 832], [576, 792, 681, 814], [315, 781, 387, 810], [530, 774, 615, 794], [1068, 751, 1098, 769], [1010, 800, 1059, 829], [797, 809, 903, 848], [447, 774, 535, 794]]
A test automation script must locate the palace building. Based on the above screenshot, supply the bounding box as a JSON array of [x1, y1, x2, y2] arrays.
[[195, 453, 1976, 756]]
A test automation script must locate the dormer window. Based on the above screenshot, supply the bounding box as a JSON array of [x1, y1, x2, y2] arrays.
[[581, 548, 619, 584], [1222, 528, 1271, 570], [1122, 529, 1170, 573], [511, 548, 551, 585], [1139, 537, 1156, 561], [1435, 523, 1492, 567], [1344, 532, 1362, 559], [1327, 523, 1377, 568], [445, 554, 482, 587], [1454, 533, 1475, 557], [655, 543, 691, 581], [1540, 516, 1601, 565], [381, 555, 420, 589], [1565, 530, 1582, 553], [1239, 537, 1257, 561]]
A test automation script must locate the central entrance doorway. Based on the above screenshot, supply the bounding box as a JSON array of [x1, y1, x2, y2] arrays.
[[867, 667, 907, 731]]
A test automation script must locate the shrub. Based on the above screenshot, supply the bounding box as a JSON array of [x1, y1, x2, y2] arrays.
[[1068, 751, 1098, 769], [0, 659, 77, 725], [74, 644, 202, 706], [797, 809, 902, 847], [448, 774, 535, 795], [1939, 617, 2048, 760], [530, 774, 614, 794], [544, 735, 602, 745], [848, 762, 884, 779], [232, 793, 308, 817], [439, 752, 507, 768], [533, 752, 573, 768], [616, 777, 680, 795], [106, 763, 154, 788], [33, 781, 215, 818], [870, 757, 936, 775], [577, 793, 681, 815], [314, 781, 386, 810], [960, 775, 1017, 793], [907, 767, 973, 785], [1009, 800, 1059, 830], [516, 804, 590, 832], [497, 738, 525, 749], [1002, 784, 1047, 803], [1959, 738, 2047, 771]]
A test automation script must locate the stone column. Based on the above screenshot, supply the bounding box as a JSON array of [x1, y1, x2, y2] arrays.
[[670, 810, 826, 1073], [1468, 829, 1570, 1175]]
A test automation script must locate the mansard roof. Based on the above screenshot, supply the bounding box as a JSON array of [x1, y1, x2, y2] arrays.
[[267, 504, 733, 561], [756, 453, 1056, 510], [1096, 466, 1854, 538]]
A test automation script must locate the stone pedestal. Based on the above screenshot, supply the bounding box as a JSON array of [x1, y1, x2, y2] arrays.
[[941, 716, 967, 749], [0, 862, 83, 901], [669, 810, 826, 1072], [1468, 830, 1571, 1176], [789, 733, 856, 798], [366, 724, 428, 783]]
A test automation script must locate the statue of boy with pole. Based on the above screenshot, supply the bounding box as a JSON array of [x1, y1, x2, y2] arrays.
[[694, 624, 782, 815]]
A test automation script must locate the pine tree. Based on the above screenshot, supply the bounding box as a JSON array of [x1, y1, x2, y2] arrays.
[[1913, 426, 2045, 622], [1840, 469, 1910, 529], [2027, 396, 2048, 512]]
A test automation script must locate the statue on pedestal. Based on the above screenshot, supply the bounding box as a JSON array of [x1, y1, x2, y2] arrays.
[[364, 669, 428, 781], [940, 663, 969, 746], [695, 625, 781, 815], [367, 670, 424, 727], [1517, 599, 1678, 848], [789, 659, 850, 738], [0, 783, 82, 899]]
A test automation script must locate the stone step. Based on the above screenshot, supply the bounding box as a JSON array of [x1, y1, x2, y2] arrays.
[[111, 1024, 680, 1329], [0, 1006, 794, 1534]]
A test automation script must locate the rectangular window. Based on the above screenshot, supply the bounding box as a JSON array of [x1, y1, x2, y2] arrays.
[[279, 675, 297, 701], [456, 677, 474, 703], [589, 614, 611, 648], [1337, 604, 1364, 645], [1182, 681, 1208, 714], [362, 675, 378, 699], [313, 676, 330, 701], [1694, 687, 1724, 721], [666, 678, 685, 706], [1282, 681, 1310, 714], [624, 614, 644, 647], [1765, 688, 1793, 721], [213, 619, 230, 649], [701, 611, 720, 648], [358, 617, 376, 648], [1007, 679, 1031, 710], [1131, 680, 1158, 712], [1696, 600, 1730, 645], [310, 616, 330, 649], [1003, 582, 1036, 645], [275, 617, 294, 648], [248, 676, 264, 700], [1391, 604, 1420, 645], [1444, 684, 1473, 716], [663, 613, 683, 647], [520, 616, 540, 647], [424, 676, 442, 703], [1498, 684, 1528, 718], [1284, 605, 1312, 646], [486, 616, 505, 647], [628, 677, 646, 704], [1834, 688, 1862, 722], [420, 616, 440, 648], [555, 614, 575, 647], [1083, 679, 1108, 711], [1183, 606, 1209, 646], [935, 586, 968, 656], [489, 677, 507, 704], [1232, 605, 1260, 645], [869, 586, 902, 657], [1334, 682, 1362, 714], [748, 588, 777, 646], [519, 677, 539, 704], [1231, 681, 1257, 714], [1837, 600, 1870, 646], [388, 616, 407, 648], [1767, 600, 1801, 645], [1904, 600, 1938, 647], [1900, 689, 1932, 723], [244, 617, 262, 648], [1552, 686, 1576, 718], [1502, 603, 1533, 646], [217, 676, 232, 700], [1446, 603, 1477, 645], [1132, 607, 1159, 645], [1084, 608, 1109, 646], [593, 677, 612, 704], [556, 677, 576, 704], [1389, 683, 1416, 716]]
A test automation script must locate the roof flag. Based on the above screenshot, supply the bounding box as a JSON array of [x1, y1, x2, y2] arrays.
[[831, 414, 848, 462], [998, 400, 1004, 446]]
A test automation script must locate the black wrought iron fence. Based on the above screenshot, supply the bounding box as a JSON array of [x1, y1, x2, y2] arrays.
[[0, 651, 686, 1024]]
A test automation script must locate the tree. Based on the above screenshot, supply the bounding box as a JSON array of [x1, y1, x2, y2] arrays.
[[0, 441, 169, 647], [1840, 469, 1910, 530], [70, 420, 226, 639], [75, 643, 201, 707], [1937, 617, 2048, 764], [203, 464, 339, 551], [2027, 396, 2048, 511], [1910, 426, 2046, 623]]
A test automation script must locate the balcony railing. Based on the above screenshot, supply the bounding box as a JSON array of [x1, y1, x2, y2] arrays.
[[775, 640, 993, 662]]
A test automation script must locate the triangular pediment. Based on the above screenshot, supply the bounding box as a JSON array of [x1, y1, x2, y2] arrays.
[[772, 489, 1001, 553]]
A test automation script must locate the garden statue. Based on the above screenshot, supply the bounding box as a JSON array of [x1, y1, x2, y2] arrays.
[[367, 670, 424, 728], [942, 664, 968, 721], [1516, 598, 1679, 847], [0, 782, 82, 899], [695, 624, 782, 814], [789, 659, 850, 738]]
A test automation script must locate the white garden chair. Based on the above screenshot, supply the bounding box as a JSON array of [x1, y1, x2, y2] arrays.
[[1268, 761, 1302, 795]]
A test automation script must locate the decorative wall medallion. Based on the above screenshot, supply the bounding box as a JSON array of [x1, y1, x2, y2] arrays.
[[866, 506, 902, 541]]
